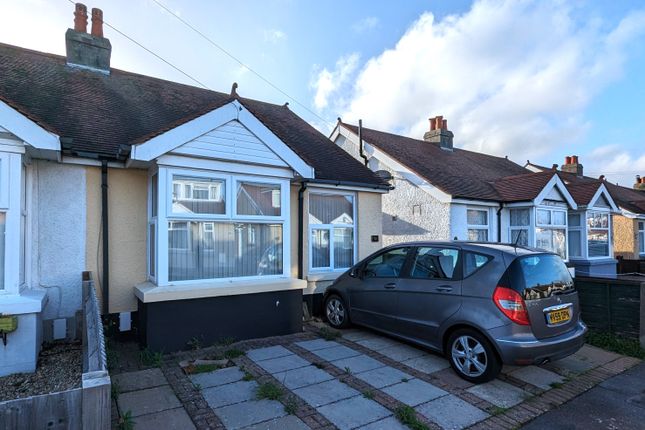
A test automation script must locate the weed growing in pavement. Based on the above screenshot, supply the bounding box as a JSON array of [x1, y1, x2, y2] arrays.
[[243, 371, 255, 381], [224, 348, 245, 359], [193, 383, 203, 391], [401, 377, 410, 383], [216, 337, 236, 347], [312, 362, 325, 369], [320, 327, 342, 341], [118, 410, 136, 430], [111, 381, 120, 401], [189, 363, 222, 374], [395, 405, 428, 430], [489, 405, 508, 416], [187, 336, 202, 350], [139, 348, 163, 368], [362, 390, 374, 400], [549, 382, 564, 389], [344, 366, 352, 374], [284, 395, 298, 415], [256, 382, 283, 400]]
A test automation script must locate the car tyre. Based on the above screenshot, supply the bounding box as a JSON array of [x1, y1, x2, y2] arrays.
[[447, 328, 501, 383], [324, 294, 350, 329]]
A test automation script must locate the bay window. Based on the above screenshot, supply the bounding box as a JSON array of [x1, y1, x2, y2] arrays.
[[567, 213, 583, 258], [149, 168, 288, 285], [587, 211, 610, 258], [467, 209, 489, 241], [639, 221, 644, 255], [309, 192, 355, 271], [509, 208, 530, 246], [535, 207, 567, 259]]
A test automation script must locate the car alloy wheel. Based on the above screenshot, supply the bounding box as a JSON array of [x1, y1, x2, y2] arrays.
[[451, 335, 488, 377], [325, 296, 346, 328]]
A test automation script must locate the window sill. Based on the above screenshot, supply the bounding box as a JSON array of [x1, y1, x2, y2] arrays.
[[134, 277, 307, 303], [0, 289, 47, 314]]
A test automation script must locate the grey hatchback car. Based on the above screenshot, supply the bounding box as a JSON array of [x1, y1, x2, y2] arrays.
[[323, 242, 587, 383]]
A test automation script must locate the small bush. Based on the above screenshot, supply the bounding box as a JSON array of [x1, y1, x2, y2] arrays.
[[256, 382, 283, 400], [395, 405, 428, 430], [586, 331, 645, 359]]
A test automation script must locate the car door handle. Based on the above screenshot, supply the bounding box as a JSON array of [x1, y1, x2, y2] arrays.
[[384, 283, 397, 289], [435, 286, 452, 292]]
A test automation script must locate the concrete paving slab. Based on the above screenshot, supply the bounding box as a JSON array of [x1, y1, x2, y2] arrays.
[[416, 394, 489, 430], [550, 354, 596, 375], [293, 379, 360, 407], [317, 395, 392, 430], [273, 365, 334, 389], [332, 354, 385, 374], [247, 345, 293, 362], [295, 339, 340, 351], [215, 399, 286, 430], [118, 385, 181, 417], [355, 366, 413, 388], [312, 345, 361, 361], [576, 344, 623, 367], [356, 337, 401, 351], [241, 414, 311, 430], [356, 416, 408, 430], [433, 368, 474, 389], [130, 407, 196, 430], [402, 354, 450, 374], [382, 379, 448, 406], [112, 368, 167, 393], [378, 344, 427, 362], [189, 366, 245, 389], [256, 354, 310, 374], [202, 380, 259, 408], [466, 379, 530, 408], [509, 365, 565, 390], [342, 330, 377, 342]]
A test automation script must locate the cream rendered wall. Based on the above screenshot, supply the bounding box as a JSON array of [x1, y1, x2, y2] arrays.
[[613, 215, 638, 259], [86, 167, 147, 314]]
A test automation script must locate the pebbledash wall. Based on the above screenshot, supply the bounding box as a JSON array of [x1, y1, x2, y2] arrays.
[[613, 215, 640, 259]]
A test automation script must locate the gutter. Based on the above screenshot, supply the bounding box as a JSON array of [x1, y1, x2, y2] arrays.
[[305, 178, 392, 191], [101, 160, 109, 315]]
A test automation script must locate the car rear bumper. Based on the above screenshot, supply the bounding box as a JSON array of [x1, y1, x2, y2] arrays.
[[492, 321, 588, 365]]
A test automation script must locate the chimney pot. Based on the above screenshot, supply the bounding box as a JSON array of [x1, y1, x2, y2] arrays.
[[74, 3, 88, 33], [572, 155, 579, 164], [91, 8, 104, 38], [429, 118, 436, 131], [565, 156, 572, 165]]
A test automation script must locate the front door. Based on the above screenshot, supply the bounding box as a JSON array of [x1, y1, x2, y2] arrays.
[[395, 246, 462, 348], [348, 247, 411, 331]]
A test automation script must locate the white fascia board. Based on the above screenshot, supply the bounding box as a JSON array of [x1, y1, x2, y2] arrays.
[[329, 123, 342, 141], [236, 103, 314, 179], [451, 199, 501, 207], [337, 125, 452, 203], [618, 208, 645, 219], [534, 174, 578, 210], [0, 100, 60, 151], [130, 101, 240, 161], [589, 184, 620, 212], [305, 182, 388, 194]]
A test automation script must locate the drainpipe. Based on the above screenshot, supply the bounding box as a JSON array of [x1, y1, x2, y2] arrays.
[[297, 182, 308, 279], [497, 203, 503, 243], [101, 160, 109, 315], [358, 119, 368, 167]]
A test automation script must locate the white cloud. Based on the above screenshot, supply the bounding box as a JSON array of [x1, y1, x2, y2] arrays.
[[584, 144, 645, 187], [321, 0, 645, 171], [352, 16, 379, 33], [264, 29, 287, 44], [311, 53, 360, 110]]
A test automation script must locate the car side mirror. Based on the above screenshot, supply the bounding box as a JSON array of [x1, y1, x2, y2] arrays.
[[349, 267, 360, 278]]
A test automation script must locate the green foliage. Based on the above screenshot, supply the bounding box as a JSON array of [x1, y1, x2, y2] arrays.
[[105, 339, 118, 371], [111, 381, 120, 401], [190, 363, 222, 374], [344, 366, 352, 375], [401, 377, 410, 383], [489, 405, 508, 416], [362, 390, 374, 400], [242, 371, 255, 381], [216, 337, 236, 347], [312, 362, 325, 369], [284, 395, 298, 415], [187, 336, 202, 351], [193, 383, 202, 390], [224, 348, 245, 359], [256, 382, 283, 400], [394, 405, 428, 430], [118, 410, 136, 430], [139, 348, 163, 368], [320, 327, 342, 341], [586, 330, 645, 359]]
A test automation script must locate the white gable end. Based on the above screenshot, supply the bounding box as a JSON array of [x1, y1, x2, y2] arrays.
[[171, 120, 288, 168]]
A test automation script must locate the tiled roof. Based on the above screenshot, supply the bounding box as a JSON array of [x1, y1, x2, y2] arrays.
[[339, 122, 534, 201], [0, 42, 387, 188], [492, 171, 559, 202], [603, 182, 645, 214]]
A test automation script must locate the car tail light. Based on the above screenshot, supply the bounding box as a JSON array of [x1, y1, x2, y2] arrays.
[[493, 286, 530, 325]]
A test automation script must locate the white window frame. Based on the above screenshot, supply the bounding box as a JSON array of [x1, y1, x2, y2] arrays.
[[509, 207, 532, 246], [535, 206, 568, 260], [567, 212, 584, 259], [638, 221, 644, 256], [0, 152, 24, 295], [586, 210, 612, 260], [308, 190, 357, 272], [467, 208, 490, 242], [147, 169, 158, 282], [151, 166, 290, 287]]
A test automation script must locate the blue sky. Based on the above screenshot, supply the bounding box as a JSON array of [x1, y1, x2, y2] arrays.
[[2, 0, 644, 186]]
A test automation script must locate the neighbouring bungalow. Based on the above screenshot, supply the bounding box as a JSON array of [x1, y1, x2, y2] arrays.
[[0, 4, 389, 376], [331, 117, 620, 277]]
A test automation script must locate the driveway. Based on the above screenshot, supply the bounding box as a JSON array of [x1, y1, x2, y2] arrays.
[[112, 322, 641, 430]]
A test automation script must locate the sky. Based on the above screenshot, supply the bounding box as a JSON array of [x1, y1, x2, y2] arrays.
[[1, 0, 645, 187]]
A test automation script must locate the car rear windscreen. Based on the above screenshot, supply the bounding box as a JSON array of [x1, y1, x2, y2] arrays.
[[506, 254, 574, 299]]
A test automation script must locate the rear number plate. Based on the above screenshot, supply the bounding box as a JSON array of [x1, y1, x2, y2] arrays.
[[546, 308, 571, 325]]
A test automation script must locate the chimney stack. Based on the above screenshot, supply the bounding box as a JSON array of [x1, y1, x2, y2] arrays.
[[65, 3, 111, 73], [424, 115, 454, 151], [561, 155, 583, 177], [635, 175, 645, 191]]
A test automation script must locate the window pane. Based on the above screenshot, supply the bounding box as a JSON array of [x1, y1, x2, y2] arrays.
[[467, 209, 487, 226], [149, 223, 156, 277], [172, 175, 225, 215], [0, 213, 4, 290], [411, 247, 459, 279], [364, 248, 409, 278], [553, 211, 566, 226], [309, 194, 354, 224], [587, 212, 609, 229], [511, 229, 529, 246], [640, 232, 645, 253], [151, 174, 158, 217], [537, 209, 551, 225], [510, 209, 530, 226], [311, 229, 330, 268], [237, 182, 281, 216], [333, 227, 354, 269], [464, 252, 492, 277], [168, 222, 283, 281], [536, 228, 566, 258], [568, 213, 581, 227], [588, 230, 609, 257], [468, 229, 488, 241], [568, 230, 581, 257]]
